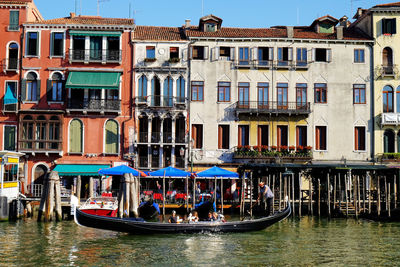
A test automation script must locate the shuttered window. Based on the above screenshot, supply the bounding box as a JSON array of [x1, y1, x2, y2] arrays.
[[69, 119, 83, 153], [316, 126, 327, 151], [105, 120, 118, 154], [4, 125, 16, 151], [9, 10, 19, 31]]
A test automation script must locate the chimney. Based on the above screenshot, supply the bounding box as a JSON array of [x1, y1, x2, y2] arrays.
[[339, 16, 348, 28], [336, 26, 343, 40], [357, 8, 363, 17], [70, 12, 76, 18], [287, 26, 294, 38], [185, 19, 191, 28]]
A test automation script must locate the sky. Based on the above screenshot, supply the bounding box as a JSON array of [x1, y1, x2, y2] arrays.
[[35, 0, 390, 27]]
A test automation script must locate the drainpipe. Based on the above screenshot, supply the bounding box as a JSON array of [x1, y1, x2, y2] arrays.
[[369, 42, 375, 162]]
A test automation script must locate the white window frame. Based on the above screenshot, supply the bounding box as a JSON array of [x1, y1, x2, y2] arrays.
[[68, 118, 85, 155], [25, 30, 41, 58], [2, 125, 17, 151], [50, 30, 66, 59], [103, 119, 120, 155]]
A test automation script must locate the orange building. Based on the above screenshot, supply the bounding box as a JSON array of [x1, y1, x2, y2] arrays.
[[18, 12, 135, 197]]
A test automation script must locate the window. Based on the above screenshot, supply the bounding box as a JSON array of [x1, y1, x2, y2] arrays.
[[315, 48, 331, 62], [7, 43, 18, 70], [4, 125, 16, 151], [296, 83, 307, 109], [192, 124, 203, 149], [238, 125, 249, 146], [163, 76, 173, 106], [354, 49, 365, 63], [72, 36, 85, 60], [277, 125, 288, 149], [138, 75, 147, 102], [8, 10, 19, 31], [258, 82, 269, 108], [277, 83, 288, 109], [146, 46, 155, 59], [315, 126, 327, 151], [397, 86, 400, 112], [278, 47, 293, 66], [384, 130, 395, 153], [238, 82, 249, 108], [170, 47, 179, 60], [105, 120, 119, 154], [355, 127, 366, 151], [107, 37, 120, 61], [353, 84, 366, 104], [47, 73, 63, 102], [206, 23, 216, 32], [314, 83, 327, 104], [22, 72, 39, 102], [219, 47, 231, 59], [177, 76, 185, 102], [4, 81, 17, 111], [257, 125, 269, 146], [26, 32, 38, 56], [296, 126, 307, 147], [191, 81, 204, 101], [218, 125, 229, 149], [383, 47, 394, 75], [90, 36, 102, 60], [382, 18, 396, 35], [383, 85, 394, 112], [218, 82, 230, 102], [296, 48, 307, 66], [51, 32, 64, 57], [20, 115, 61, 151], [239, 47, 249, 65], [69, 119, 83, 153], [192, 46, 207, 60], [258, 47, 272, 65]]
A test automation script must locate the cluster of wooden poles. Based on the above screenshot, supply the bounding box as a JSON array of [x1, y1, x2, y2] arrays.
[[249, 170, 400, 218], [37, 171, 62, 222]]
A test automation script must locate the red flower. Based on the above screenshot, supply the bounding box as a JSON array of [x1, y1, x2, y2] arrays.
[[289, 146, 296, 150]]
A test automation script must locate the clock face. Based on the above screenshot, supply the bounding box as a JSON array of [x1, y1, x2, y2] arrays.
[[158, 48, 165, 55]]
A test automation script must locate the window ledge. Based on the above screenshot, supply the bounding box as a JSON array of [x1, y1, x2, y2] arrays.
[[68, 152, 84, 155], [48, 101, 64, 105], [22, 101, 39, 104], [353, 150, 367, 153], [353, 62, 366, 64], [25, 55, 40, 58], [49, 55, 65, 59], [314, 150, 328, 152], [103, 153, 119, 156]]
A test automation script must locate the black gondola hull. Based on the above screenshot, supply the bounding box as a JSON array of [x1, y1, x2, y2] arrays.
[[75, 203, 291, 234]]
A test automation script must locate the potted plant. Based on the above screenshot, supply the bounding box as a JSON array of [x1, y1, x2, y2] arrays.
[[144, 57, 157, 63], [168, 57, 180, 64]]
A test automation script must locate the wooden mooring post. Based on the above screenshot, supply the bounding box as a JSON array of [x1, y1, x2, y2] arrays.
[[333, 174, 336, 212], [279, 172, 282, 211], [309, 176, 313, 216], [327, 173, 331, 218], [368, 173, 371, 214], [272, 174, 275, 214], [298, 172, 302, 217], [384, 176, 388, 213], [394, 175, 397, 209], [318, 178, 320, 217], [291, 173, 295, 217], [389, 183, 391, 218], [377, 176, 381, 217], [250, 172, 253, 217], [38, 171, 62, 222], [363, 175, 366, 213], [338, 173, 341, 213], [345, 173, 349, 217]]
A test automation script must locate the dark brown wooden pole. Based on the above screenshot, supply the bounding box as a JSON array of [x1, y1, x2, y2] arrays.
[[385, 176, 388, 212], [338, 173, 341, 213], [162, 173, 166, 221], [394, 175, 397, 209], [309, 175, 313, 216], [388, 183, 391, 218], [298, 172, 302, 217], [272, 174, 275, 214], [327, 173, 331, 218], [345, 173, 349, 217], [378, 175, 381, 217], [333, 174, 336, 210], [250, 172, 253, 217], [221, 177, 224, 214], [291, 173, 295, 217], [279, 172, 282, 211], [363, 175, 366, 213], [318, 178, 320, 217]]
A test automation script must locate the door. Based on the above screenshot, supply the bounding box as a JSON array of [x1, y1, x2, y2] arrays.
[[277, 83, 288, 109]]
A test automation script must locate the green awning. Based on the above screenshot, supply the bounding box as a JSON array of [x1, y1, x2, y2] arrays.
[[53, 164, 110, 176], [69, 30, 121, 37], [66, 71, 121, 90]]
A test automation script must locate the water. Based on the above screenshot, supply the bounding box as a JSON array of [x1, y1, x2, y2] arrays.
[[1, 217, 400, 266]]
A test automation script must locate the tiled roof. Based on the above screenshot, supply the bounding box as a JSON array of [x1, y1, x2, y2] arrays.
[[0, 0, 31, 4], [26, 15, 134, 26], [134, 26, 186, 41], [374, 2, 400, 7], [185, 26, 371, 41]]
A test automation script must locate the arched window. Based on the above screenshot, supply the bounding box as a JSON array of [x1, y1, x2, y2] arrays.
[[21, 115, 34, 149], [23, 72, 39, 102], [69, 119, 83, 153], [384, 130, 395, 153], [105, 120, 118, 154], [163, 76, 173, 106], [151, 76, 161, 106], [7, 42, 18, 70], [49, 116, 60, 150], [177, 76, 185, 102], [138, 75, 147, 101], [383, 47, 394, 75], [47, 72, 63, 102], [383, 85, 394, 112], [34, 165, 48, 185], [396, 86, 400, 113]]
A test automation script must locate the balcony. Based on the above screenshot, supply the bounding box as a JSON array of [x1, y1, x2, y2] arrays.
[[19, 140, 62, 154], [253, 60, 272, 69], [381, 113, 400, 125], [233, 146, 312, 163], [276, 60, 293, 69], [235, 101, 311, 115], [69, 49, 122, 63], [294, 61, 309, 70], [67, 99, 120, 113], [233, 60, 252, 68], [134, 95, 187, 110]]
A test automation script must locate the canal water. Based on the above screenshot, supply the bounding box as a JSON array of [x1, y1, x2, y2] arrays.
[[1, 217, 400, 266]]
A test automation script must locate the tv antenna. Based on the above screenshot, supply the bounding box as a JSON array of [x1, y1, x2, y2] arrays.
[[97, 0, 110, 16]]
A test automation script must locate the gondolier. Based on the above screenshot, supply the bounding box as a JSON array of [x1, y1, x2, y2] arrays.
[[258, 181, 274, 216]]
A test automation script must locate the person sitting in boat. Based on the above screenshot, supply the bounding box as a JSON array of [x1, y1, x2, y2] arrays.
[[212, 212, 219, 221], [206, 212, 214, 221], [188, 211, 199, 223], [257, 181, 274, 216], [169, 210, 178, 223]]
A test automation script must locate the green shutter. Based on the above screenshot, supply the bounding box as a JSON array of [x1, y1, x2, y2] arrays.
[[105, 120, 118, 154], [46, 79, 52, 102], [36, 79, 41, 101], [50, 33, 54, 56], [21, 79, 26, 101], [4, 126, 16, 151], [69, 119, 82, 153], [9, 11, 19, 29]]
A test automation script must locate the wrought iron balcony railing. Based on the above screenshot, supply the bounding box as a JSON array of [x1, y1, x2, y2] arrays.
[[19, 139, 62, 152], [134, 95, 187, 109], [235, 101, 311, 115], [69, 49, 122, 63], [67, 99, 120, 112]]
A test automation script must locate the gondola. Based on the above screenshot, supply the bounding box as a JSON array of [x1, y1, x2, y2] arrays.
[[74, 202, 291, 234]]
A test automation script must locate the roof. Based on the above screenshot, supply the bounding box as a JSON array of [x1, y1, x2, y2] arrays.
[[26, 14, 134, 26], [0, 0, 32, 4], [373, 2, 400, 7], [185, 26, 371, 41], [134, 26, 186, 41], [310, 15, 340, 27]]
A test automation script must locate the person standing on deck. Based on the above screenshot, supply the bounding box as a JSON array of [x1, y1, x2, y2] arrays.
[[257, 182, 274, 216]]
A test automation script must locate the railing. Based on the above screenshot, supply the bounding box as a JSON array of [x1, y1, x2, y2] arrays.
[[69, 49, 122, 63], [135, 96, 148, 104], [233, 146, 312, 160], [28, 184, 43, 198], [139, 132, 148, 143], [139, 157, 149, 168], [235, 101, 311, 114], [3, 103, 17, 112], [67, 99, 120, 112], [134, 95, 187, 109], [295, 61, 309, 69], [381, 113, 400, 125], [233, 60, 310, 69], [233, 60, 252, 68], [253, 60, 272, 68], [381, 65, 395, 76], [19, 140, 62, 152]]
